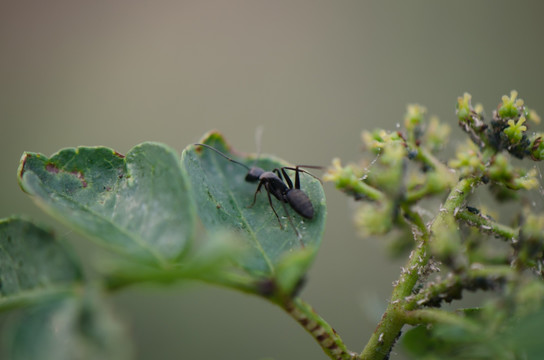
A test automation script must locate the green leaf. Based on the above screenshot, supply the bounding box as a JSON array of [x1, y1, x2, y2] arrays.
[[274, 247, 315, 296], [3, 294, 132, 360], [402, 322, 516, 360], [505, 306, 544, 360], [0, 217, 81, 311], [181, 131, 326, 282], [101, 231, 253, 291], [402, 325, 456, 359], [18, 143, 196, 266]]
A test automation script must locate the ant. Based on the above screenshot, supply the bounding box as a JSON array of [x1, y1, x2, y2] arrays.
[[194, 142, 322, 244]]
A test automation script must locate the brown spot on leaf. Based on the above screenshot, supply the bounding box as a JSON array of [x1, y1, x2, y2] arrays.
[[71, 171, 88, 188], [19, 154, 30, 178], [114, 151, 125, 159], [46, 162, 60, 174]]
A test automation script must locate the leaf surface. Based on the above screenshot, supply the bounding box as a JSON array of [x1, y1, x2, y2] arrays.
[[4, 295, 131, 360], [0, 217, 81, 310], [18, 143, 195, 265], [182, 131, 326, 279]]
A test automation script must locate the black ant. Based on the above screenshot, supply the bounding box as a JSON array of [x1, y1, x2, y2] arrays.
[[194, 143, 322, 244]]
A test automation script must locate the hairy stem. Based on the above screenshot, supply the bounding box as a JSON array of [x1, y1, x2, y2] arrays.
[[456, 208, 518, 241], [403, 308, 479, 331], [416, 147, 457, 186], [282, 298, 357, 360], [360, 177, 479, 360], [406, 264, 515, 309], [360, 207, 430, 359]]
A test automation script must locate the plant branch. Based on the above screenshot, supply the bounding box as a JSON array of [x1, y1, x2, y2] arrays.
[[360, 177, 479, 360], [416, 147, 456, 185], [403, 308, 479, 331], [406, 264, 515, 308], [102, 265, 257, 295], [282, 298, 357, 360], [360, 207, 430, 359], [456, 208, 518, 241]]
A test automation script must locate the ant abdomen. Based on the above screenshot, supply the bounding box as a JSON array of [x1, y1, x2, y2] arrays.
[[286, 189, 314, 219]]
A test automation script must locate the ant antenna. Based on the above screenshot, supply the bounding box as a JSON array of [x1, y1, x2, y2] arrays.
[[194, 143, 250, 171], [252, 126, 264, 167]]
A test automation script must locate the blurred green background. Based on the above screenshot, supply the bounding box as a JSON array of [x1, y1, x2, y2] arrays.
[[1, 1, 544, 359]]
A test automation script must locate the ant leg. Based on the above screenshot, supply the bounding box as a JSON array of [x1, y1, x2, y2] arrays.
[[274, 168, 304, 245], [282, 166, 323, 186], [273, 167, 294, 189], [280, 167, 294, 189], [265, 184, 283, 229], [248, 180, 264, 208], [278, 201, 304, 247]]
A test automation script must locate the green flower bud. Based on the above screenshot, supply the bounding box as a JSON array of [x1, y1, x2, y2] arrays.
[[526, 108, 541, 124], [498, 90, 524, 119], [361, 129, 403, 153], [354, 201, 394, 236], [404, 104, 427, 131], [425, 116, 450, 152], [503, 117, 527, 144], [488, 154, 539, 190], [448, 141, 484, 177], [456, 92, 472, 121]]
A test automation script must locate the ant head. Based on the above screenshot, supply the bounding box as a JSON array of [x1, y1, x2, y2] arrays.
[[245, 167, 264, 182]]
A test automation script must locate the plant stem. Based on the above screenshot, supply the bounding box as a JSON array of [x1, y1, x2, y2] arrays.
[[282, 298, 357, 360], [103, 265, 257, 295], [456, 208, 518, 241], [403, 308, 479, 331], [405, 264, 515, 309], [0, 285, 79, 312], [416, 147, 457, 186], [359, 210, 430, 359], [359, 177, 479, 359], [359, 235, 429, 359]]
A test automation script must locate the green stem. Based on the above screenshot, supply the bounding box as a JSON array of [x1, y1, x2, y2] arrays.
[[403, 147, 456, 204], [103, 265, 257, 295], [0, 285, 80, 313], [403, 308, 479, 331], [282, 298, 357, 360], [353, 181, 386, 202], [360, 209, 430, 359], [360, 177, 479, 360], [404, 184, 432, 203], [416, 147, 457, 186], [406, 265, 515, 309], [429, 177, 480, 233], [456, 209, 518, 241]]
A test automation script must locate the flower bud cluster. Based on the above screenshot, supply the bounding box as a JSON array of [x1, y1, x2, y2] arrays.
[[457, 90, 543, 160]]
